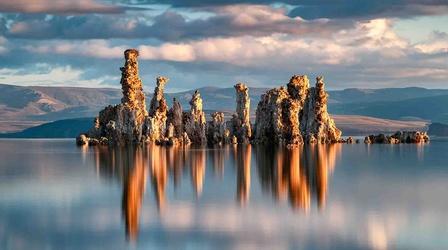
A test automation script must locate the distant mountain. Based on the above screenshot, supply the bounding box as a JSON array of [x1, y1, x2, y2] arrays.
[[0, 84, 121, 122], [428, 123, 448, 136], [1, 83, 447, 132], [333, 115, 428, 135], [0, 118, 93, 138], [329, 95, 448, 123], [327, 87, 448, 104], [0, 115, 428, 138]]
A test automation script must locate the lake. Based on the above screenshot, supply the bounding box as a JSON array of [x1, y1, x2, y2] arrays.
[[0, 139, 447, 249]]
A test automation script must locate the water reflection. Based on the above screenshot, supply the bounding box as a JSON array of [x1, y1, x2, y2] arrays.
[[92, 144, 340, 241], [255, 144, 340, 211]]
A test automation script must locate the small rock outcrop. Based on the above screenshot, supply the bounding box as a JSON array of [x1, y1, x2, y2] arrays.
[[184, 90, 207, 145], [365, 131, 429, 144], [229, 83, 252, 144], [254, 75, 341, 145]]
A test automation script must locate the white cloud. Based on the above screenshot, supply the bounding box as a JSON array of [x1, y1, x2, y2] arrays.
[[13, 17, 448, 89], [0, 64, 114, 87], [414, 31, 448, 54]]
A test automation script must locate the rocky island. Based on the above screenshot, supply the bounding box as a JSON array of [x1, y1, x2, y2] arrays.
[[76, 49, 428, 146], [364, 131, 429, 144]]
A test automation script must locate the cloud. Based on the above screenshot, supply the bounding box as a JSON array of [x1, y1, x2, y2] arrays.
[[112, 0, 448, 19], [0, 64, 113, 87], [3, 5, 353, 41], [414, 31, 448, 54], [16, 18, 447, 90], [0, 0, 123, 14], [288, 0, 448, 19], [24, 19, 406, 66]]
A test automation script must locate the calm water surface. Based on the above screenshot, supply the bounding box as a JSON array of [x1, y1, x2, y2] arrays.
[[0, 139, 448, 250]]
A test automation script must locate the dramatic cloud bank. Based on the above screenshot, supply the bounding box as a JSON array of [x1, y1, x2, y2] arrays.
[[0, 0, 122, 14], [0, 0, 447, 90]]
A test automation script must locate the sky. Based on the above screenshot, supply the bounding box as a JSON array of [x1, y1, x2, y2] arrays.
[[0, 0, 447, 91]]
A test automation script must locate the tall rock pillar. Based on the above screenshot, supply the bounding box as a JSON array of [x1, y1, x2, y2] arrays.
[[231, 83, 252, 144], [184, 90, 207, 145], [120, 49, 147, 124]]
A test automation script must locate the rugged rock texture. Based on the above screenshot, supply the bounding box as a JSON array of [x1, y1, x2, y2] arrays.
[[184, 90, 207, 145], [77, 50, 344, 147], [120, 49, 148, 123], [167, 98, 184, 138], [229, 83, 252, 144], [364, 131, 429, 144], [144, 77, 169, 143], [301, 77, 342, 144], [82, 49, 149, 145], [254, 75, 341, 145], [207, 112, 226, 145]]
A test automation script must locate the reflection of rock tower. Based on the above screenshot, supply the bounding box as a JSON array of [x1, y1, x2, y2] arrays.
[[150, 146, 167, 211], [288, 147, 311, 211], [307, 144, 340, 209], [121, 49, 148, 124], [190, 149, 206, 197], [122, 148, 147, 241], [236, 145, 251, 205], [254, 144, 340, 211]]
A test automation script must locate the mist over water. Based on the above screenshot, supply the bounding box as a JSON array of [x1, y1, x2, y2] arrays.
[[1, 139, 448, 249]]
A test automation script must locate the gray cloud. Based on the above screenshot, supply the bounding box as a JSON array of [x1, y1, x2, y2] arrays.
[[113, 0, 448, 19], [288, 0, 448, 19], [0, 0, 124, 14], [3, 6, 353, 41]]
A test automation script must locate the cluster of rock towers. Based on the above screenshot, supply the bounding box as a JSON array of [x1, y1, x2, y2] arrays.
[[77, 49, 342, 146]]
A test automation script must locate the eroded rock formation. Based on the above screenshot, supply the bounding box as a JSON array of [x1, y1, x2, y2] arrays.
[[365, 131, 429, 144], [229, 83, 252, 144], [77, 49, 345, 147], [77, 49, 149, 145], [144, 77, 169, 143], [301, 76, 342, 144], [254, 75, 341, 145], [207, 112, 226, 145], [184, 90, 207, 145]]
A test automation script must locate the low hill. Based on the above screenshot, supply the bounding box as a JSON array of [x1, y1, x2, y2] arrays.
[[332, 115, 428, 135], [329, 95, 448, 123], [0, 118, 93, 138], [428, 123, 448, 136], [328, 87, 448, 104]]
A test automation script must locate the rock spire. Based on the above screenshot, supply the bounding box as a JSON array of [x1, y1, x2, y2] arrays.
[[120, 49, 147, 123], [254, 75, 341, 146], [230, 83, 252, 144], [145, 77, 169, 143], [184, 90, 207, 145]]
